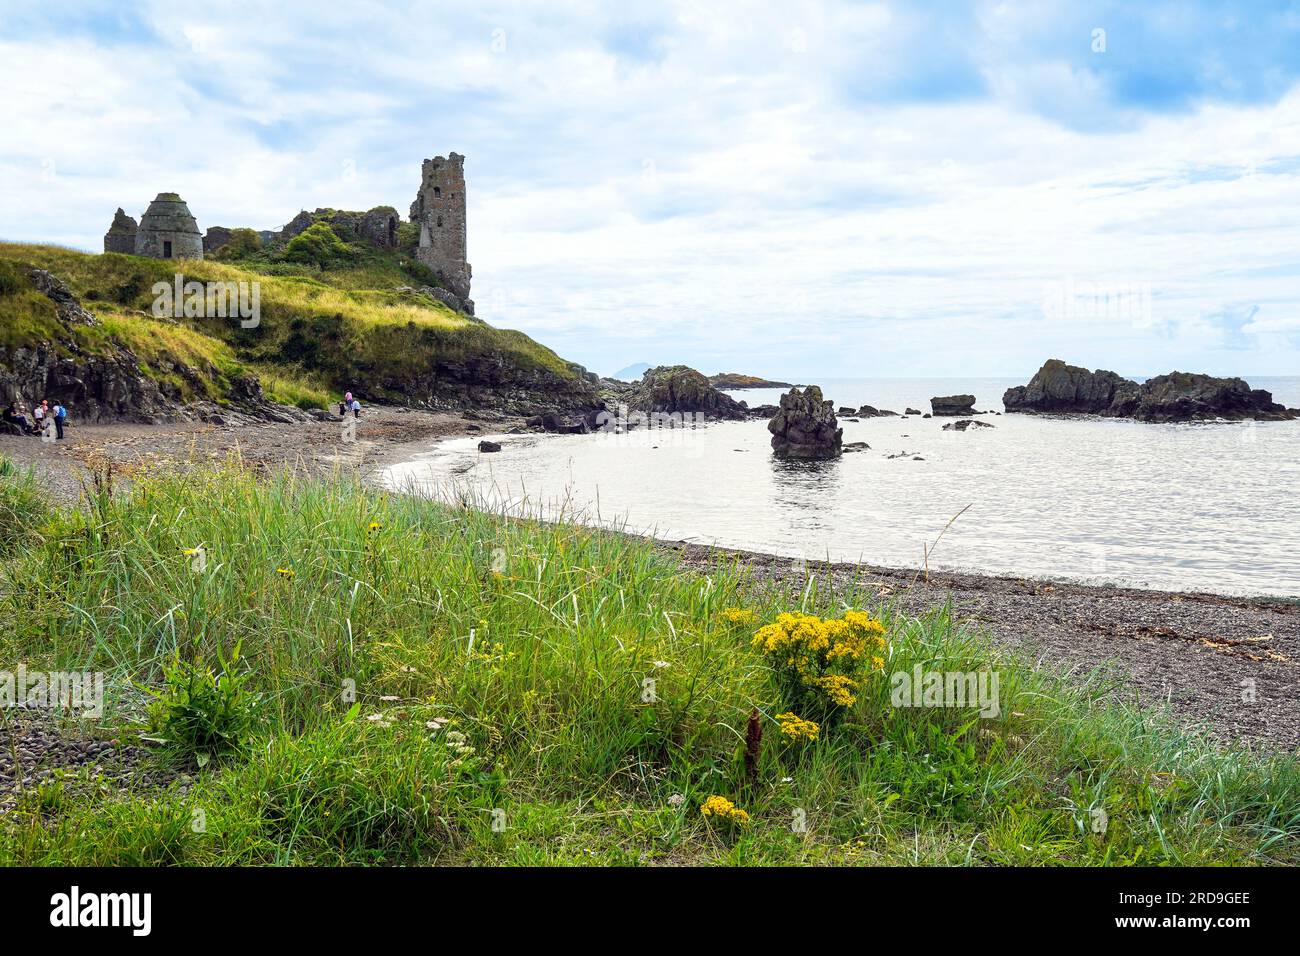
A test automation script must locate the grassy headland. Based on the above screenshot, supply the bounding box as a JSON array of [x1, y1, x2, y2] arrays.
[[1, 458, 1297, 865], [0, 240, 591, 413]]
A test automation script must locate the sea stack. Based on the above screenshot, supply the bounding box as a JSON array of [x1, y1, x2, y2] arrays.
[[768, 385, 842, 459]]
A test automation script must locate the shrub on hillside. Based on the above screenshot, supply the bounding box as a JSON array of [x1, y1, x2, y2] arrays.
[[213, 228, 262, 261], [283, 222, 357, 271]]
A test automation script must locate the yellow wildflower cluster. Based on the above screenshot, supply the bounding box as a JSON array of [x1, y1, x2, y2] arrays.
[[753, 610, 885, 663], [752, 610, 888, 718], [700, 795, 750, 825], [809, 674, 858, 707], [776, 712, 820, 742], [720, 607, 757, 626]]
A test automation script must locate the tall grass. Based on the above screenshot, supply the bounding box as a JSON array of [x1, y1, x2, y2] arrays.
[[1, 463, 1297, 865]]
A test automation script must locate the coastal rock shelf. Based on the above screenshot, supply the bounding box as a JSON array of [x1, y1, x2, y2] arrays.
[[1004, 359, 1300, 422]]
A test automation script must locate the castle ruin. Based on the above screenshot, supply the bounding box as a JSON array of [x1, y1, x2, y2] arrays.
[[104, 193, 204, 260], [100, 152, 474, 313], [409, 152, 472, 310]]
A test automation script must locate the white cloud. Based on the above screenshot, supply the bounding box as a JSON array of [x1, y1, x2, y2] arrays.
[[2, 0, 1299, 378]]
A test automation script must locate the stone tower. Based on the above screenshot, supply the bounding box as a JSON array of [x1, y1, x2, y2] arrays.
[[103, 208, 137, 254], [410, 152, 471, 309], [134, 192, 204, 260]]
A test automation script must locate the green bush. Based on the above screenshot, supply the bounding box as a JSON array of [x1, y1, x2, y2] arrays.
[[147, 641, 261, 764], [283, 222, 357, 271], [213, 228, 262, 261], [394, 220, 420, 253]]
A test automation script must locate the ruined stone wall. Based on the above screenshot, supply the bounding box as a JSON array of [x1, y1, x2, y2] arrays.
[[410, 152, 471, 307], [103, 208, 137, 254], [203, 226, 233, 254]]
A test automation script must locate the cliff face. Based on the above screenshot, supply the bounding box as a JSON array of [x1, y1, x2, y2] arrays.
[[1004, 359, 1299, 422], [0, 263, 291, 424]]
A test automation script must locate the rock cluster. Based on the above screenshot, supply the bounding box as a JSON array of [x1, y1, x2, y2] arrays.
[[768, 386, 842, 459], [1003, 359, 1300, 422]]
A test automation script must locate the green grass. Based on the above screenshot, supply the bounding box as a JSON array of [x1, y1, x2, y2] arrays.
[[1, 463, 1297, 866], [0, 242, 586, 410]]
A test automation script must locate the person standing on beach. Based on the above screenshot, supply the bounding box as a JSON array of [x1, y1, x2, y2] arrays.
[[33, 401, 45, 434], [52, 401, 66, 440], [339, 391, 354, 419], [350, 396, 361, 418]]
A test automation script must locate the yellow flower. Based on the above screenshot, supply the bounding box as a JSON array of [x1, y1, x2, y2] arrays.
[[368, 521, 382, 532], [720, 607, 757, 625], [776, 712, 820, 742], [700, 795, 750, 825], [810, 674, 858, 707], [276, 567, 295, 578]]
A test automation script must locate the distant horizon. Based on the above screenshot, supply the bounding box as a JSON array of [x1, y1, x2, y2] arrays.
[[610, 364, 1300, 385]]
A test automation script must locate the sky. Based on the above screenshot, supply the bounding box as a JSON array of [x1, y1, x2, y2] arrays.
[[3, 0, 1300, 380]]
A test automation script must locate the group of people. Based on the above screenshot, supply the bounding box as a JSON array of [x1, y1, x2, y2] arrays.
[[337, 391, 362, 418], [3, 399, 67, 440]]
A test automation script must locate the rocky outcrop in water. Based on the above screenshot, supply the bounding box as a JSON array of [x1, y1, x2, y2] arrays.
[[708, 372, 793, 389], [768, 386, 842, 459], [623, 365, 747, 420], [1003, 359, 1300, 422], [931, 394, 977, 416]]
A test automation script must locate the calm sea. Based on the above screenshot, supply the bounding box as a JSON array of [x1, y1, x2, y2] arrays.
[[382, 377, 1300, 597]]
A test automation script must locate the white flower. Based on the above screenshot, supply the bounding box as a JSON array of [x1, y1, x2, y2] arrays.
[[667, 793, 685, 807]]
